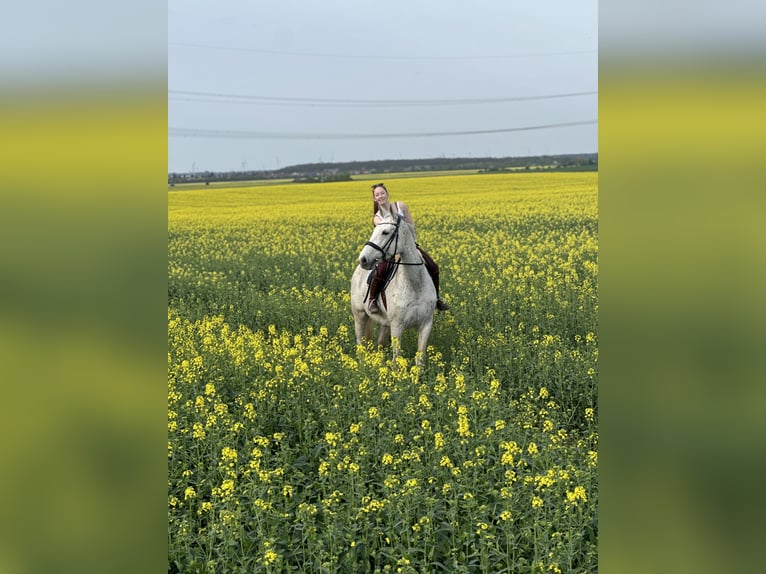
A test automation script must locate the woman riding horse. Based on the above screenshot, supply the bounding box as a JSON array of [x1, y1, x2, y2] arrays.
[[367, 183, 450, 313]]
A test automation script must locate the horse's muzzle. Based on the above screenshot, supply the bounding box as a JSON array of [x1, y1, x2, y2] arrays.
[[359, 255, 376, 270]]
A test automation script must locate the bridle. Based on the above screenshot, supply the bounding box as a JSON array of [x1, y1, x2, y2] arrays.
[[364, 215, 424, 266]]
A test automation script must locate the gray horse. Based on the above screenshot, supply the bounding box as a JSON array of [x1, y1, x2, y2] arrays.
[[350, 214, 437, 364]]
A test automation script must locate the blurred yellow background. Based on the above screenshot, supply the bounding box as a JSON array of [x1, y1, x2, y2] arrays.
[[0, 89, 166, 574], [600, 70, 766, 574]]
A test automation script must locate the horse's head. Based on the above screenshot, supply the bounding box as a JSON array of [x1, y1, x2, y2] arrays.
[[358, 215, 401, 270]]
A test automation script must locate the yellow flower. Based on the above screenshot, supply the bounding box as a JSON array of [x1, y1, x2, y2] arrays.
[[220, 479, 235, 498], [324, 432, 340, 447], [457, 409, 471, 438], [221, 446, 238, 465], [499, 510, 512, 521], [527, 442, 539, 455], [384, 476, 400, 489], [566, 486, 588, 506], [220, 509, 237, 526], [184, 487, 196, 500], [535, 472, 556, 489], [532, 496, 543, 509], [204, 383, 216, 397], [297, 502, 318, 516], [434, 432, 445, 449], [192, 422, 206, 440]]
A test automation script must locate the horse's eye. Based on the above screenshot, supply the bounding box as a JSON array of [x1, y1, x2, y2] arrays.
[[381, 230, 390, 235]]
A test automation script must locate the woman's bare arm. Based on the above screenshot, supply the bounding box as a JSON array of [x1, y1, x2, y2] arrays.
[[399, 202, 415, 230]]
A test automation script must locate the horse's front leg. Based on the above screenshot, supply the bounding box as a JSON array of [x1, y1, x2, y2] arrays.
[[353, 311, 370, 346], [377, 324, 391, 348], [415, 319, 434, 366], [389, 323, 404, 364]]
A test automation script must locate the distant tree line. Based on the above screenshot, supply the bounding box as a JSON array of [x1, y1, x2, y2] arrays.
[[168, 153, 597, 185]]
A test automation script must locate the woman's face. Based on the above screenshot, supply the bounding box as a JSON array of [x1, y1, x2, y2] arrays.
[[373, 186, 388, 204]]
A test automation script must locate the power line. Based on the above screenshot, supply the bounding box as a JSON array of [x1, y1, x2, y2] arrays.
[[168, 120, 597, 140], [169, 41, 596, 60], [168, 89, 597, 108]]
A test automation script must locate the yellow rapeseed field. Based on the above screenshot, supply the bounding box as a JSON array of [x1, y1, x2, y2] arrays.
[[168, 172, 598, 573]]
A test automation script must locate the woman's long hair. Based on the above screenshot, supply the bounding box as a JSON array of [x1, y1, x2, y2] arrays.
[[371, 183, 387, 227]]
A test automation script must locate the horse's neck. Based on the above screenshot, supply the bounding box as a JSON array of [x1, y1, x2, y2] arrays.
[[397, 242, 420, 262], [394, 242, 425, 280]]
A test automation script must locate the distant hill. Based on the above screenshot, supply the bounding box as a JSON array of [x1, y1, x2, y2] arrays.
[[168, 153, 597, 185]]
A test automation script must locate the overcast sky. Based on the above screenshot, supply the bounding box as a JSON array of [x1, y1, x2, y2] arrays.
[[168, 0, 598, 173]]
